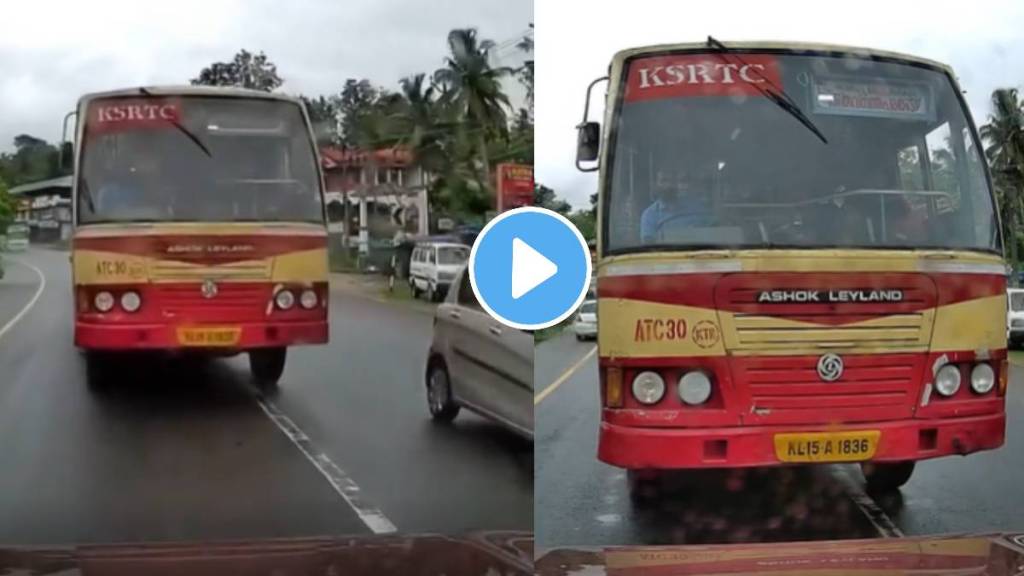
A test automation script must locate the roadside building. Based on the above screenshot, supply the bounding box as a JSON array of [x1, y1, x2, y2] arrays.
[[8, 175, 73, 243], [319, 146, 429, 256]]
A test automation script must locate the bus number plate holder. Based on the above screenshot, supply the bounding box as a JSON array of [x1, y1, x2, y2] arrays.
[[774, 430, 880, 463]]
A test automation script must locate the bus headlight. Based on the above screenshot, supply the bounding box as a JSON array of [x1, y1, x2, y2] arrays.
[[678, 371, 712, 405], [94, 291, 114, 312], [970, 363, 995, 394], [935, 364, 961, 397], [631, 371, 665, 405], [299, 289, 318, 309], [120, 291, 141, 313], [275, 289, 295, 310]]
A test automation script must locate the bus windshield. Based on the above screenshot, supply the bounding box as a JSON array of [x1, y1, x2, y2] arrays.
[[605, 51, 998, 254], [77, 96, 322, 224]]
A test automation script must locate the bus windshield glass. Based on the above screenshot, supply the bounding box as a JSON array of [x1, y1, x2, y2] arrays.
[[605, 51, 998, 254], [77, 96, 322, 224]]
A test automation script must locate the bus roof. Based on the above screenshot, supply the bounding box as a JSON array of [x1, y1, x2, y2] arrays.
[[612, 40, 955, 77], [77, 85, 303, 107]]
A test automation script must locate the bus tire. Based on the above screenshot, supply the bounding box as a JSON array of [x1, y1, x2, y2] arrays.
[[627, 469, 661, 507], [862, 461, 915, 493], [426, 358, 460, 422], [250, 347, 287, 393], [84, 351, 113, 390]]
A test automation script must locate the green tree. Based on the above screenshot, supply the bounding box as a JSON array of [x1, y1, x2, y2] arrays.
[[517, 24, 534, 114], [569, 209, 595, 241], [980, 88, 1024, 263], [534, 183, 570, 215], [434, 28, 514, 196], [300, 95, 341, 146], [191, 49, 282, 92], [0, 177, 13, 232], [0, 134, 62, 186]]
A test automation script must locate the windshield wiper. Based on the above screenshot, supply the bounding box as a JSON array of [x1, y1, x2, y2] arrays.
[[138, 87, 212, 157], [706, 36, 828, 145], [80, 177, 96, 214]]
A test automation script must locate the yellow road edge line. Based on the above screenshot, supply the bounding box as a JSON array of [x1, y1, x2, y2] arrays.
[[0, 259, 46, 342], [535, 345, 597, 405]]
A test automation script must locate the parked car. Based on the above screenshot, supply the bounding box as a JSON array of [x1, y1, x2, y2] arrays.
[[409, 242, 470, 302], [572, 300, 597, 341], [1009, 288, 1024, 348], [425, 265, 533, 440]]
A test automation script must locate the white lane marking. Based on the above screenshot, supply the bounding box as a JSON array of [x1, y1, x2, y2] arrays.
[[0, 259, 46, 342], [833, 465, 904, 538], [257, 398, 397, 534], [535, 345, 597, 405]]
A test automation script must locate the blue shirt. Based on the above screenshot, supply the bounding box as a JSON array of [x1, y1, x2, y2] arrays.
[[640, 198, 712, 243]]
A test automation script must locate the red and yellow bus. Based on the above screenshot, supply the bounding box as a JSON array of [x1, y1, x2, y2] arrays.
[[70, 87, 328, 389], [575, 41, 1007, 496]]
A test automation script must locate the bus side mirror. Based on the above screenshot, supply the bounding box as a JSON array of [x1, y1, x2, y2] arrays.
[[576, 122, 600, 163], [576, 76, 608, 173], [60, 110, 77, 175], [59, 142, 73, 173]]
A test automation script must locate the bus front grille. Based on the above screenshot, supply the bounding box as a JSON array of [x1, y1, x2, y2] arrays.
[[733, 353, 923, 424], [156, 283, 270, 319]]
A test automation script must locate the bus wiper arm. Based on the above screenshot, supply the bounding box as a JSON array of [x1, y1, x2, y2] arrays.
[[80, 177, 96, 214], [705, 36, 828, 145], [762, 87, 828, 145], [138, 87, 212, 157]]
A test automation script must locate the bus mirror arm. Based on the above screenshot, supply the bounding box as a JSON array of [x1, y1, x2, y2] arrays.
[[576, 76, 609, 173], [59, 110, 77, 174]]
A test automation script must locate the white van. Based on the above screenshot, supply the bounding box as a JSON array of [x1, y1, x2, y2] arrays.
[[409, 242, 470, 302]]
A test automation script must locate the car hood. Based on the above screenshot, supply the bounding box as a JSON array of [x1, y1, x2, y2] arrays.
[[0, 531, 532, 576], [536, 533, 1024, 575]]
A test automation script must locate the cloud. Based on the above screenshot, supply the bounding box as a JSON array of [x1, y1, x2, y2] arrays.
[[0, 0, 532, 151], [536, 0, 1024, 208]]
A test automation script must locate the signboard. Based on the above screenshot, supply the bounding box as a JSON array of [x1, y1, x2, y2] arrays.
[[88, 99, 181, 134], [812, 77, 934, 121], [624, 54, 782, 103], [496, 163, 534, 211], [437, 217, 455, 231]]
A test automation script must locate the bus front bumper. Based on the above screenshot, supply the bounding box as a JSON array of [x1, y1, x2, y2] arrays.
[[75, 320, 328, 351], [598, 412, 1005, 469]]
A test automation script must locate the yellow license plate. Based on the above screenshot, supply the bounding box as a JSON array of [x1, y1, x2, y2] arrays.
[[177, 327, 241, 347], [774, 430, 880, 463]]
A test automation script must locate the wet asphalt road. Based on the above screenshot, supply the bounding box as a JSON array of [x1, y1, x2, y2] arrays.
[[535, 328, 1024, 549], [0, 248, 531, 545]]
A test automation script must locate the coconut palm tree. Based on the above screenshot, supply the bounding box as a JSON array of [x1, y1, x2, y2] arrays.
[[433, 28, 514, 195], [980, 88, 1024, 262]]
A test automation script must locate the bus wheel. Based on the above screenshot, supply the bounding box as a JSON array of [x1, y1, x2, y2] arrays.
[[627, 469, 662, 507], [861, 461, 915, 493], [426, 358, 460, 422], [250, 347, 287, 393], [85, 351, 112, 390]]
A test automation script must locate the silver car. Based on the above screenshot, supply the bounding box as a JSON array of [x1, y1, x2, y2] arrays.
[[425, 265, 533, 440]]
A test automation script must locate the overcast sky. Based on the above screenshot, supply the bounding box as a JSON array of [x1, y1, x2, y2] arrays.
[[0, 0, 531, 153], [536, 0, 1024, 209]]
